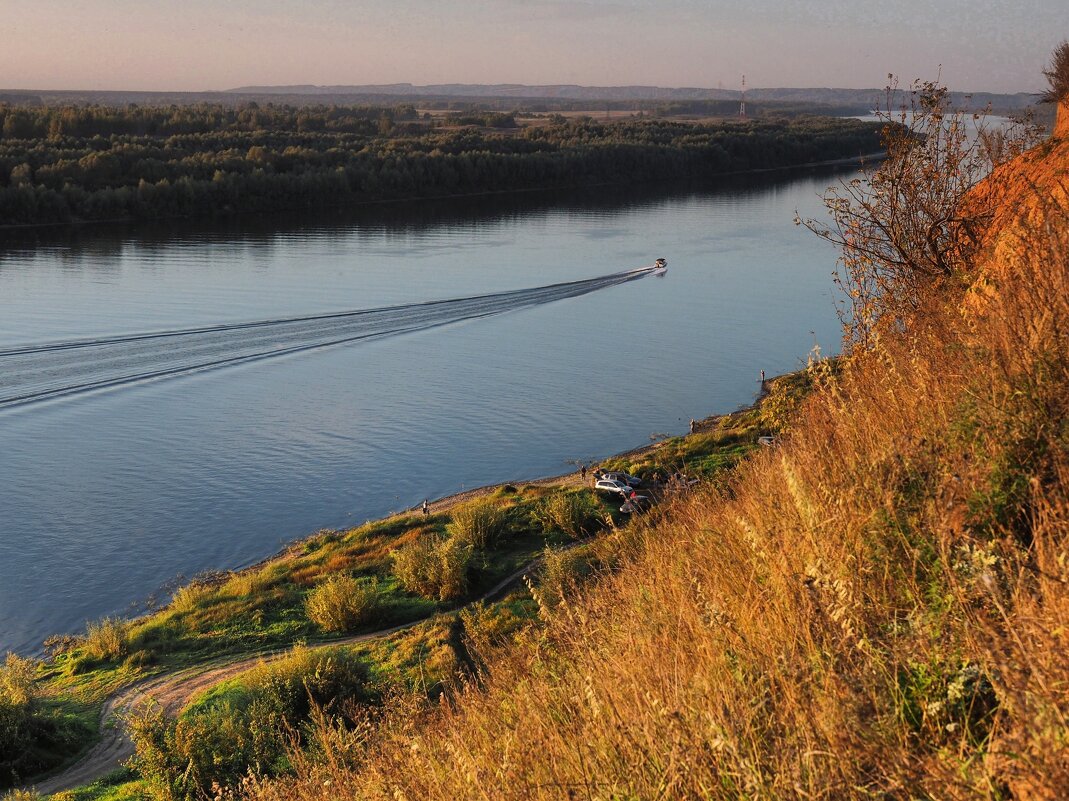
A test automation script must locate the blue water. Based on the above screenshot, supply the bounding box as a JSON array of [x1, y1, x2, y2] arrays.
[[0, 172, 850, 655]]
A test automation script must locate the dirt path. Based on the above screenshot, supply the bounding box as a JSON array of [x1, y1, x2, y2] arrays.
[[26, 558, 544, 797]]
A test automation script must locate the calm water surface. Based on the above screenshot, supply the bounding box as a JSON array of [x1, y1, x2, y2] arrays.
[[0, 172, 851, 655]]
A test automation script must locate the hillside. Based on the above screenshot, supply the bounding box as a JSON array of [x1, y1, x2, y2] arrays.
[[236, 103, 1069, 798]]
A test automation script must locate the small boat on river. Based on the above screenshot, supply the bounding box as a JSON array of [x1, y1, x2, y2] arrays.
[[651, 257, 668, 276]]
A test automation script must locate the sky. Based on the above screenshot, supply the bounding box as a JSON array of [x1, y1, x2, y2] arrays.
[[2, 0, 1064, 94]]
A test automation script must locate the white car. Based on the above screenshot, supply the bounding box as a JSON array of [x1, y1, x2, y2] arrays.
[[594, 478, 633, 496], [597, 471, 641, 487]]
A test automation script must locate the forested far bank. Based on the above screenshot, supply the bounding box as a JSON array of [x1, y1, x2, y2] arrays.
[[0, 104, 884, 226]]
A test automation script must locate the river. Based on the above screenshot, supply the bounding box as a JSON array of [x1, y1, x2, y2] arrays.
[[0, 170, 853, 655]]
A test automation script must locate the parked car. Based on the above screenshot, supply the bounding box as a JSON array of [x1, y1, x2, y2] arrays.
[[620, 495, 651, 513], [594, 478, 633, 496], [597, 470, 641, 487]]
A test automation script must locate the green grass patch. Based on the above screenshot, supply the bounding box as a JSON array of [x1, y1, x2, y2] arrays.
[[47, 768, 147, 801]]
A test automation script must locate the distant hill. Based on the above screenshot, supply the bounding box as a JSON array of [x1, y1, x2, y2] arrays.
[[0, 84, 1043, 121], [229, 83, 740, 101], [228, 82, 1039, 111]]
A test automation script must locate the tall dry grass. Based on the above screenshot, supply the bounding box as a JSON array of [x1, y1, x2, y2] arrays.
[[243, 158, 1069, 801], [82, 617, 128, 662]]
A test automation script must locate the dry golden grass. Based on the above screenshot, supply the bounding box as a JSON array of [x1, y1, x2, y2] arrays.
[[244, 142, 1069, 801], [82, 617, 128, 662]]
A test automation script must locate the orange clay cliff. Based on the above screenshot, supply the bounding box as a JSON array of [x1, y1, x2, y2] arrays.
[[962, 98, 1069, 314]]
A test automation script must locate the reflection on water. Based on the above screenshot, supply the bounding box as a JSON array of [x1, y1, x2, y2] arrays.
[[0, 170, 851, 654]]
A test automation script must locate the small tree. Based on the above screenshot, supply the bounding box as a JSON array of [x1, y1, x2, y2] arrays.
[[801, 78, 1039, 345], [1040, 40, 1069, 104]]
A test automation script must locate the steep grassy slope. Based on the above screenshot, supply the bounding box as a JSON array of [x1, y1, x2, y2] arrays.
[[245, 115, 1069, 799]]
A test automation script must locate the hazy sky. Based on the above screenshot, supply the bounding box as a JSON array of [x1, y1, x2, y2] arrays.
[[2, 0, 1064, 93]]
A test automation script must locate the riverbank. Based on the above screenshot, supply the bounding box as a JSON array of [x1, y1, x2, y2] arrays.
[[192, 373, 776, 593], [6, 370, 807, 797]]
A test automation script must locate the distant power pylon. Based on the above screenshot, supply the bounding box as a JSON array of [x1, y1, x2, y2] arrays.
[[739, 74, 747, 118]]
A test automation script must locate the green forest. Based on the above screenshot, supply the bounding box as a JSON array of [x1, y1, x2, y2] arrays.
[[0, 104, 884, 225]]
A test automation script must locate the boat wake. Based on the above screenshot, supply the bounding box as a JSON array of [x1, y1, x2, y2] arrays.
[[0, 266, 658, 410]]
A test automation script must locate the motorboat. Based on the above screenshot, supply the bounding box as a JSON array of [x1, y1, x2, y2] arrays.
[[651, 257, 668, 276]]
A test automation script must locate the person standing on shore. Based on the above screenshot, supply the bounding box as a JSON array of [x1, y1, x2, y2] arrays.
[[422, 499, 429, 516], [580, 463, 587, 482]]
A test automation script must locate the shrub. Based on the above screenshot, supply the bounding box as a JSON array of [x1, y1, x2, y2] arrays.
[[460, 601, 537, 663], [1, 654, 90, 789], [392, 536, 472, 602], [129, 647, 370, 800], [0, 654, 35, 709], [83, 617, 128, 662], [0, 655, 37, 776], [304, 575, 380, 633], [41, 635, 80, 658], [447, 499, 507, 550], [536, 545, 596, 611], [533, 491, 603, 539]]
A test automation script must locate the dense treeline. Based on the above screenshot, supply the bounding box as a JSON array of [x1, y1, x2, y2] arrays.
[[0, 103, 421, 139], [0, 104, 883, 226]]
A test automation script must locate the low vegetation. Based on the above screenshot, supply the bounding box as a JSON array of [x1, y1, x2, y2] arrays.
[[0, 476, 648, 792], [127, 646, 371, 800], [446, 498, 508, 551], [532, 490, 604, 539], [0, 654, 92, 790]]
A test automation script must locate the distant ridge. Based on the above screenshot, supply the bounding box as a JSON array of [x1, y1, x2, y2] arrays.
[[226, 82, 1037, 109], [0, 84, 1040, 117], [227, 83, 740, 101]]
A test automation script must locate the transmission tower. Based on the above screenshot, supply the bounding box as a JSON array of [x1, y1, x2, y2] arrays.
[[739, 74, 746, 118]]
